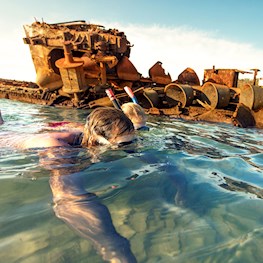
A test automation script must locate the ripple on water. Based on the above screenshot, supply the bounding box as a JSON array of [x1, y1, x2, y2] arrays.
[[1, 100, 263, 263], [0, 150, 39, 179]]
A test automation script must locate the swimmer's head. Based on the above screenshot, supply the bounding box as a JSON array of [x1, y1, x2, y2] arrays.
[[121, 102, 147, 130], [81, 107, 135, 147]]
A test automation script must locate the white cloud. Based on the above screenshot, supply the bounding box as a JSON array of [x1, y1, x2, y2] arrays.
[[1, 22, 262, 82], [0, 26, 36, 81], [121, 24, 263, 81]]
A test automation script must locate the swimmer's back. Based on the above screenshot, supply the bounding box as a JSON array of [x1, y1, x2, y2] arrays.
[[0, 131, 82, 149]]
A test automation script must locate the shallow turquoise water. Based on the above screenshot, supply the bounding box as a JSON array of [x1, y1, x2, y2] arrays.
[[0, 99, 263, 263]]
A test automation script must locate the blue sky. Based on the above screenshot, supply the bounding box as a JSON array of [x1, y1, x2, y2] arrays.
[[1, 0, 263, 82]]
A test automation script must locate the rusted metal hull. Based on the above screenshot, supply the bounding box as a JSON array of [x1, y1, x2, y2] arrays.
[[1, 77, 263, 129]]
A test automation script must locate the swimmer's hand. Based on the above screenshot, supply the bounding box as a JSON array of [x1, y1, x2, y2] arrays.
[[101, 239, 137, 263]]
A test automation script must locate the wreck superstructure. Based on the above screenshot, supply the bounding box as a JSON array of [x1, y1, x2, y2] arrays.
[[20, 20, 171, 106], [0, 20, 263, 129], [23, 20, 136, 89]]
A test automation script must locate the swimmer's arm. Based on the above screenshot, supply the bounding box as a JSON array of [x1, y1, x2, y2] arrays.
[[22, 136, 71, 149], [40, 147, 137, 262], [22, 132, 81, 149]]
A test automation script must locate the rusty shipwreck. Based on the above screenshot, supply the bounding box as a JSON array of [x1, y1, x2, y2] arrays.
[[0, 20, 262, 128]]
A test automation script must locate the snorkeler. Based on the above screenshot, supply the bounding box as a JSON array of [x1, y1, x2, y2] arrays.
[[47, 107, 137, 262], [0, 107, 137, 262], [14, 107, 135, 149]]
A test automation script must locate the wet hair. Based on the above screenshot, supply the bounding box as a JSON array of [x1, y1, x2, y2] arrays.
[[81, 107, 135, 147], [121, 102, 147, 129]]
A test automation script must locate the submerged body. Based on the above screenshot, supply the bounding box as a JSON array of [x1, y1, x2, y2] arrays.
[[0, 107, 137, 262]]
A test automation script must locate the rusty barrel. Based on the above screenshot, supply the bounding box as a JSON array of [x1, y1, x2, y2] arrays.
[[164, 83, 194, 108], [201, 82, 230, 109], [239, 84, 263, 111]]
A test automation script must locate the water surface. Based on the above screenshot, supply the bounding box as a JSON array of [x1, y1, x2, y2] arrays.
[[0, 99, 263, 263]]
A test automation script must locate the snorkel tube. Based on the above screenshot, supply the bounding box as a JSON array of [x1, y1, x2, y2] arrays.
[[105, 88, 122, 110], [124, 86, 139, 104]]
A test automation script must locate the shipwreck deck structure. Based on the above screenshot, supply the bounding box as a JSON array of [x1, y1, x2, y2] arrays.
[[0, 20, 263, 129]]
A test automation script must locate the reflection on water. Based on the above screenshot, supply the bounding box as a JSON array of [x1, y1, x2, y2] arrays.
[[0, 99, 263, 262]]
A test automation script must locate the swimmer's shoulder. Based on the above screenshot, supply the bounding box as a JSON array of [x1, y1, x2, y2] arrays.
[[22, 133, 71, 149]]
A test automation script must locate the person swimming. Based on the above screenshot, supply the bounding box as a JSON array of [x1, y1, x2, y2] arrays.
[[0, 106, 137, 262], [47, 107, 137, 262], [7, 107, 135, 149]]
